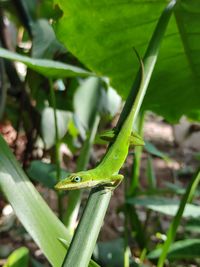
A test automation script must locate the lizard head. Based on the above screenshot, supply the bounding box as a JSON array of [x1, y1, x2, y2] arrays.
[[54, 171, 99, 190]]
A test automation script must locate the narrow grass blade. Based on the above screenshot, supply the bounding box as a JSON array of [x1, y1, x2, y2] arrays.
[[0, 135, 98, 267], [157, 170, 200, 267], [128, 111, 145, 195], [64, 114, 100, 232], [0, 58, 7, 119], [0, 48, 94, 78], [0, 135, 69, 266]]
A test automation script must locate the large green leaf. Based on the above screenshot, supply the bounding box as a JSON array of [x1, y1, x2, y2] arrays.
[[0, 48, 93, 78], [54, 0, 200, 122], [0, 135, 97, 267]]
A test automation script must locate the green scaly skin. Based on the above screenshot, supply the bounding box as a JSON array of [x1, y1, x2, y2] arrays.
[[55, 55, 144, 190]]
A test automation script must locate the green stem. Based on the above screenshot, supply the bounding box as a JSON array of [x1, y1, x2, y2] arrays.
[[63, 77, 101, 232], [157, 170, 200, 267], [146, 155, 157, 189], [63, 114, 100, 232], [139, 248, 147, 265], [62, 1, 177, 266], [117, 0, 177, 128], [128, 111, 145, 196], [128, 204, 146, 249], [49, 80, 61, 181], [124, 204, 130, 267], [49, 79, 62, 220], [12, 0, 34, 37], [62, 187, 110, 267], [0, 53, 7, 119]]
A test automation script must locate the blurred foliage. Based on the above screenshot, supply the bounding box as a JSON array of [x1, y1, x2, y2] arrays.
[[54, 0, 200, 122], [0, 0, 200, 266], [3, 247, 29, 267]]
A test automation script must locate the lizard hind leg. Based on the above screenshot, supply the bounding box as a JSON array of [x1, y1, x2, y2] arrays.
[[129, 131, 145, 147]]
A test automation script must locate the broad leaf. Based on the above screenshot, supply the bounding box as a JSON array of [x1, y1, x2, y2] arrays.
[[94, 239, 124, 267], [127, 196, 200, 218], [30, 258, 44, 267], [148, 239, 200, 260], [27, 160, 56, 188], [41, 108, 72, 149], [0, 48, 93, 78], [74, 77, 121, 137], [54, 0, 200, 122], [3, 247, 29, 267], [164, 182, 185, 195], [31, 19, 66, 58], [27, 160, 69, 188], [144, 141, 170, 162], [99, 87, 121, 117], [185, 218, 200, 233], [73, 77, 101, 135]]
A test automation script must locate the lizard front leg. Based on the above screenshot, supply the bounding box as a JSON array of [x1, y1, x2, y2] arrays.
[[104, 174, 124, 190]]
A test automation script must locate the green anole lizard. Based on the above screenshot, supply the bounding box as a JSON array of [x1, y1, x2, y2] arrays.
[[55, 52, 144, 190]]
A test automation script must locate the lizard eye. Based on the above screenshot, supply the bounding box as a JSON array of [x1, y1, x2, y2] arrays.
[[73, 176, 82, 183]]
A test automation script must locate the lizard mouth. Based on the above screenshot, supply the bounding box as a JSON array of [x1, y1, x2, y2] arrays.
[[54, 184, 75, 190], [54, 179, 99, 190]]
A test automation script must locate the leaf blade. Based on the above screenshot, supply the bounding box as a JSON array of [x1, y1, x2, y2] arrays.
[[54, 0, 200, 121], [0, 135, 70, 267], [0, 48, 94, 78]]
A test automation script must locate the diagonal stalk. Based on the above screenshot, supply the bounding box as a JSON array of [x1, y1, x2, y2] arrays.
[[63, 78, 101, 233], [0, 50, 7, 119], [157, 169, 200, 267], [63, 113, 100, 232], [49, 79, 63, 220], [128, 111, 145, 196], [62, 1, 177, 266]]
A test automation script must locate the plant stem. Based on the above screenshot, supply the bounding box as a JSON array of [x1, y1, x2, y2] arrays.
[[49, 79, 62, 220], [146, 155, 157, 189], [62, 187, 110, 267], [0, 50, 7, 119], [63, 114, 100, 232], [124, 204, 130, 267], [157, 170, 200, 267], [49, 80, 61, 181], [129, 111, 145, 196], [117, 0, 177, 128], [63, 78, 101, 232], [128, 204, 146, 249], [12, 0, 34, 37], [62, 1, 177, 266]]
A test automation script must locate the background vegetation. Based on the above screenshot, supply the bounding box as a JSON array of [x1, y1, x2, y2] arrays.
[[0, 0, 200, 266]]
